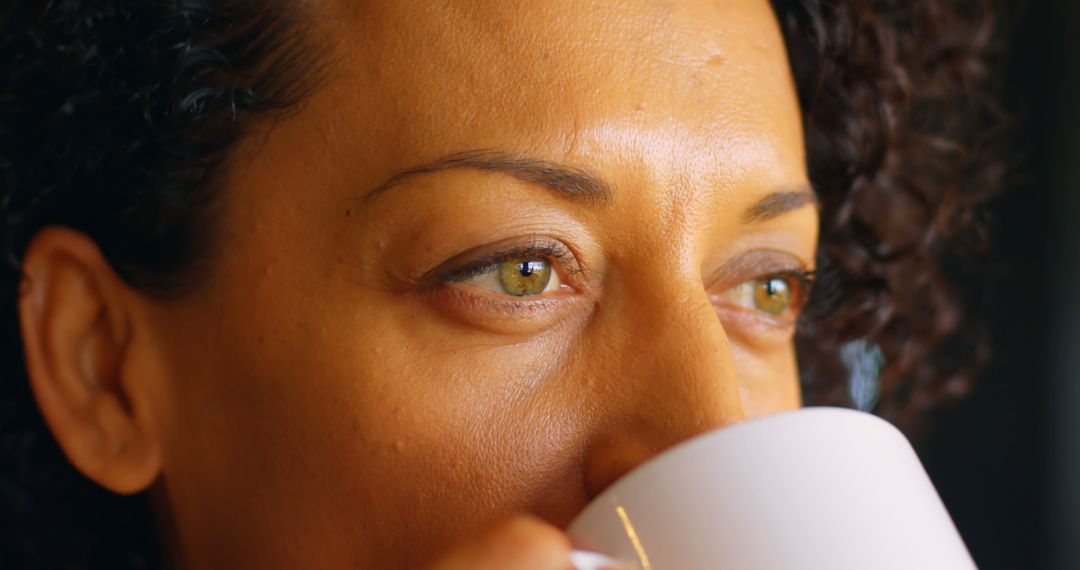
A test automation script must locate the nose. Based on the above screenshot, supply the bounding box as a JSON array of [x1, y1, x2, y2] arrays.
[[581, 276, 746, 499]]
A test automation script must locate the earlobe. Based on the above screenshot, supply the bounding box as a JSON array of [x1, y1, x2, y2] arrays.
[[17, 227, 162, 495]]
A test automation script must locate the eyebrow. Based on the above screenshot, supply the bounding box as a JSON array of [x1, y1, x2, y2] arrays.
[[741, 187, 819, 224], [368, 149, 817, 222], [368, 149, 612, 207]]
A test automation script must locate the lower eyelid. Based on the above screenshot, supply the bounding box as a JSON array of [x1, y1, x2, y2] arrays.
[[444, 278, 572, 302], [710, 290, 802, 320], [431, 282, 578, 323], [713, 302, 800, 335]]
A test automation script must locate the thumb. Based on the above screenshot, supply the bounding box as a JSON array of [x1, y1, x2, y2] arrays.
[[426, 516, 573, 570]]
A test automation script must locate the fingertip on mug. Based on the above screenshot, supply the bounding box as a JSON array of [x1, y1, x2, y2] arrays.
[[569, 549, 626, 570]]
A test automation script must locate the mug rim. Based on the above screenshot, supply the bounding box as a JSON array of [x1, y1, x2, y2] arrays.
[[568, 406, 903, 527]]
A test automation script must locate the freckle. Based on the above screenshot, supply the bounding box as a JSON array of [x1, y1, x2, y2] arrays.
[[707, 54, 726, 67], [345, 208, 352, 217]]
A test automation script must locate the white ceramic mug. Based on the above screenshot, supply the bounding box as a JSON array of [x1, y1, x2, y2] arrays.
[[567, 407, 975, 569]]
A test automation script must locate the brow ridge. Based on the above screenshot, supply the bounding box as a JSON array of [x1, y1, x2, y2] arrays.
[[370, 150, 815, 223], [742, 188, 819, 224], [369, 149, 612, 207]]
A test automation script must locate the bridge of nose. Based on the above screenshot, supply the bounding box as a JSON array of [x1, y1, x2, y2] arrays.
[[576, 267, 746, 499]]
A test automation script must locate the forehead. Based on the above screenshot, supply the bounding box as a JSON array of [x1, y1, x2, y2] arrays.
[[307, 0, 803, 194]]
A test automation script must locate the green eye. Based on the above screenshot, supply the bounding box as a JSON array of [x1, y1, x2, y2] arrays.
[[716, 271, 811, 319], [438, 240, 571, 299], [753, 277, 793, 316], [497, 258, 552, 296]]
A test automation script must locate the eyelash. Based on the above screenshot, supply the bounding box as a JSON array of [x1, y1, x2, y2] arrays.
[[437, 240, 580, 284]]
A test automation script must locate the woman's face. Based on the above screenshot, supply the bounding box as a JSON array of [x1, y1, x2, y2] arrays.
[[137, 0, 817, 566]]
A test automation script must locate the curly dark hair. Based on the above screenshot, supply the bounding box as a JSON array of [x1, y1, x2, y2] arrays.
[[774, 0, 1004, 428], [0, 0, 1003, 567]]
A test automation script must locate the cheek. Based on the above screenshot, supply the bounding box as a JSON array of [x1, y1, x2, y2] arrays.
[[156, 280, 591, 566], [295, 310, 592, 561], [731, 338, 801, 416]]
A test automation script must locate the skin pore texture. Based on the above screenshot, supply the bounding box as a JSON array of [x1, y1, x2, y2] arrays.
[[17, 0, 818, 567]]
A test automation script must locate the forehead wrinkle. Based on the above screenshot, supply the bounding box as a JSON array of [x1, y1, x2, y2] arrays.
[[314, 0, 804, 225]]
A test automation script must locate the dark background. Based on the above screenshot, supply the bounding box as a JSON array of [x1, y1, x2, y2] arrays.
[[915, 1, 1079, 569]]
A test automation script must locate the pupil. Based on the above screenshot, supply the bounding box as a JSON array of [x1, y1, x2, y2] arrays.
[[518, 261, 539, 278]]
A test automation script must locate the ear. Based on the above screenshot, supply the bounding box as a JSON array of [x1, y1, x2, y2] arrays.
[[17, 227, 162, 495]]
